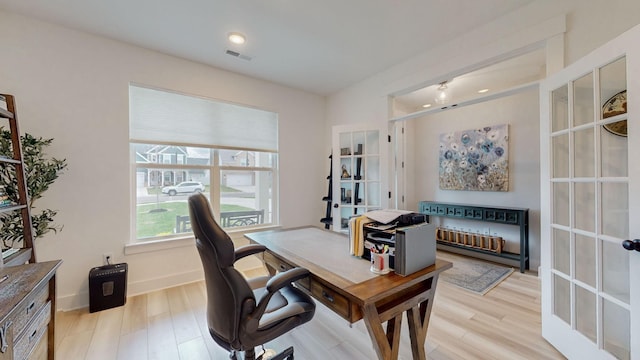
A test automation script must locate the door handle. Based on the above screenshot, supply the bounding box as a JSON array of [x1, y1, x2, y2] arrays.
[[622, 239, 640, 252]]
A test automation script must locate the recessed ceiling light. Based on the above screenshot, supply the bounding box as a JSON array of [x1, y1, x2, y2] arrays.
[[478, 88, 489, 93], [228, 32, 246, 45], [422, 104, 432, 108]]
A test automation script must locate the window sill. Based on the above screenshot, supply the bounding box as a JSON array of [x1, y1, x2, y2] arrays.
[[125, 224, 282, 255]]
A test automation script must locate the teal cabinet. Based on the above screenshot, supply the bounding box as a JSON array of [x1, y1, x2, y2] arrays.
[[419, 201, 529, 272]]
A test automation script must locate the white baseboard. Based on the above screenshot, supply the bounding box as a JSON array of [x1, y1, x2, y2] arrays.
[[57, 259, 266, 311], [126, 268, 205, 297], [57, 268, 205, 311]]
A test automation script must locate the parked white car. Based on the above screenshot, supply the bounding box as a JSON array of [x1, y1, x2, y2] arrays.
[[161, 181, 205, 196]]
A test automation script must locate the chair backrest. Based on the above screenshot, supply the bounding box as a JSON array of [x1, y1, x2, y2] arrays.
[[188, 193, 255, 349]]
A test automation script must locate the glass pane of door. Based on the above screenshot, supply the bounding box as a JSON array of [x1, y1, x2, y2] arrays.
[[603, 298, 630, 359], [552, 134, 569, 178], [602, 239, 630, 303], [552, 228, 570, 275], [552, 182, 570, 226], [552, 85, 569, 132], [601, 182, 628, 239], [573, 182, 595, 232], [573, 73, 594, 126], [574, 285, 596, 342], [553, 274, 571, 324], [573, 128, 594, 177], [601, 129, 628, 177], [574, 233, 595, 287]]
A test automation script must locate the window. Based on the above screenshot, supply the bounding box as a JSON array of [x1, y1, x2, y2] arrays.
[[130, 85, 278, 243], [162, 153, 171, 164]]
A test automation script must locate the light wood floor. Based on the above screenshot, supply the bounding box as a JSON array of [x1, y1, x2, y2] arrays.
[[55, 252, 565, 360]]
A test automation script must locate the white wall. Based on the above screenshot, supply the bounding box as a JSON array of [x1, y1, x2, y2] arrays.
[[327, 0, 640, 272], [410, 90, 541, 266], [0, 11, 326, 310]]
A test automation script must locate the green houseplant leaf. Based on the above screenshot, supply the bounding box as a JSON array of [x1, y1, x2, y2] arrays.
[[0, 128, 67, 250]]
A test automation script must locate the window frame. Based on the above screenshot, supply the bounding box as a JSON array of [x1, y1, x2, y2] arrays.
[[128, 84, 280, 244], [131, 141, 279, 243]]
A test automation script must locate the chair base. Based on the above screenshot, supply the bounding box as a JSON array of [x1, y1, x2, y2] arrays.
[[258, 346, 293, 360], [256, 348, 277, 359], [237, 346, 294, 360]]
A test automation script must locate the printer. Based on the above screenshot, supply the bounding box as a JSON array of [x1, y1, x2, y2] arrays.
[[361, 212, 436, 276]]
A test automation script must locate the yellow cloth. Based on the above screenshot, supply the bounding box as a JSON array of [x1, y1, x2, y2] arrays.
[[349, 216, 373, 256]]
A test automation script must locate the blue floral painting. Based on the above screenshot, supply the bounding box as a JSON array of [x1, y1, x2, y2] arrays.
[[439, 124, 509, 191]]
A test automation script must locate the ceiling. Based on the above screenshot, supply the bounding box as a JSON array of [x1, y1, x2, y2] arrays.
[[394, 47, 547, 112], [0, 0, 536, 95]]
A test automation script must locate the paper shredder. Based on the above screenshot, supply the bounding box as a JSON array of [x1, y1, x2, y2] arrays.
[[89, 263, 127, 313]]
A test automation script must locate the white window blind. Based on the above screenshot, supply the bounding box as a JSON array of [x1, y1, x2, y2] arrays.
[[129, 85, 278, 151]]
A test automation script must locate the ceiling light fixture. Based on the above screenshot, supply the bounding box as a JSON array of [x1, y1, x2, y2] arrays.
[[434, 81, 450, 105], [422, 104, 432, 108], [478, 88, 489, 93], [228, 32, 246, 45]]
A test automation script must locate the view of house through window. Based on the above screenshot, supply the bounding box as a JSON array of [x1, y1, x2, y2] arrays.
[[130, 85, 278, 242]]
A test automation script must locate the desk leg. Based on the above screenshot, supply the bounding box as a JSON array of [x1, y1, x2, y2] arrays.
[[407, 275, 438, 360], [264, 263, 277, 276], [363, 303, 402, 360], [407, 299, 432, 359], [262, 256, 277, 276], [362, 275, 439, 360]]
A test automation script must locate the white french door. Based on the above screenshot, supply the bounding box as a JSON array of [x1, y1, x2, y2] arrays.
[[540, 25, 640, 359]]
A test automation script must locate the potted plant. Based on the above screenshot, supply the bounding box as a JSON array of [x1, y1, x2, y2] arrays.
[[0, 128, 67, 250]]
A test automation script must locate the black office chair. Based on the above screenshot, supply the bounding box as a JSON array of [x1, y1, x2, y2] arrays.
[[188, 193, 315, 360]]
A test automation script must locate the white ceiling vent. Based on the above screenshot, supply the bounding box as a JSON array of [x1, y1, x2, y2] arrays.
[[225, 50, 252, 61]]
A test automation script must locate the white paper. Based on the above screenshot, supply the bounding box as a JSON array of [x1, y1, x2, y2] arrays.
[[363, 209, 412, 224]]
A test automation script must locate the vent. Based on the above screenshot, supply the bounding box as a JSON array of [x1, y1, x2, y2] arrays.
[[226, 49, 252, 61]]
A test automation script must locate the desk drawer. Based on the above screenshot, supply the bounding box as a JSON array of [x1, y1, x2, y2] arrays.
[[12, 285, 48, 342], [14, 301, 50, 360], [262, 252, 310, 291], [263, 252, 293, 273], [262, 250, 349, 319], [310, 281, 350, 320], [26, 329, 47, 360]]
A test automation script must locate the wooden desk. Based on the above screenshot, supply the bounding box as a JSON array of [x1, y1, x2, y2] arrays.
[[245, 226, 452, 360]]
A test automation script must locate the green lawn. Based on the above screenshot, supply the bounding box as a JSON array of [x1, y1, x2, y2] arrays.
[[136, 201, 252, 238]]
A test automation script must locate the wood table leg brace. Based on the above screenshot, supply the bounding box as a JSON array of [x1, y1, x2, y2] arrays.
[[362, 277, 438, 360]]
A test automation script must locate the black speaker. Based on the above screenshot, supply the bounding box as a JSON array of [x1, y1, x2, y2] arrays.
[[89, 263, 127, 313]]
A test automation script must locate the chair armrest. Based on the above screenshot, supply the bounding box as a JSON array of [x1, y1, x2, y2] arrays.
[[234, 244, 267, 261], [249, 267, 311, 324], [265, 267, 310, 293]]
